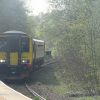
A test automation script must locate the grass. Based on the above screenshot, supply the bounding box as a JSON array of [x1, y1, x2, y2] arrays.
[[33, 96, 40, 100], [31, 62, 100, 100], [73, 96, 100, 100], [50, 70, 84, 95], [50, 85, 69, 95]]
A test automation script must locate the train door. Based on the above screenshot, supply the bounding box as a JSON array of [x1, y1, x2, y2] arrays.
[[7, 36, 20, 66]]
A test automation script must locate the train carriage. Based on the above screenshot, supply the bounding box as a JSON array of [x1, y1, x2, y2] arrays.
[[33, 39, 45, 66], [0, 31, 45, 80]]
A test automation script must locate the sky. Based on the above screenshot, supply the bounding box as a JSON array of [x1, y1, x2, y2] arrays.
[[25, 0, 49, 15]]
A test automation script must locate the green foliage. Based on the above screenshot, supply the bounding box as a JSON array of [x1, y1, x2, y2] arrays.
[[33, 96, 40, 100], [0, 0, 33, 35], [75, 96, 100, 100], [34, 0, 100, 93]]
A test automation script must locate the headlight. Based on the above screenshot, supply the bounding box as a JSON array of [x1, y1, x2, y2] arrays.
[[0, 60, 6, 63], [21, 60, 29, 64]]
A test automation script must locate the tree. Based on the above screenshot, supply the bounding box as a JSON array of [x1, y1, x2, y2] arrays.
[[0, 0, 31, 34], [35, 0, 100, 93]]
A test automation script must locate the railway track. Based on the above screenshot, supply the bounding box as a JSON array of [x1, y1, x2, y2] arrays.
[[42, 59, 57, 66], [32, 58, 58, 73], [6, 58, 60, 100], [25, 83, 46, 100], [23, 59, 57, 100], [24, 59, 59, 100]]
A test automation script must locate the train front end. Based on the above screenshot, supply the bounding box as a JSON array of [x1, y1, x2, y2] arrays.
[[0, 31, 33, 80]]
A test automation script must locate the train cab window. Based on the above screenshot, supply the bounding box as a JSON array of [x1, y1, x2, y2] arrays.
[[8, 37, 20, 52], [0, 38, 7, 51], [21, 37, 29, 52]]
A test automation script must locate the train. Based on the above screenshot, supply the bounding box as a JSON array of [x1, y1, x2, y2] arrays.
[[0, 30, 45, 80]]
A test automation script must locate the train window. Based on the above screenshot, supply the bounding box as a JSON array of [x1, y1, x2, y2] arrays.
[[8, 37, 20, 52], [38, 45, 44, 47], [21, 37, 29, 52], [0, 38, 7, 51]]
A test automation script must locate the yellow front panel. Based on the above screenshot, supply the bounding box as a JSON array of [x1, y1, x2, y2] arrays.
[[21, 39, 33, 64], [0, 52, 6, 60], [10, 53, 18, 65], [29, 39, 33, 64]]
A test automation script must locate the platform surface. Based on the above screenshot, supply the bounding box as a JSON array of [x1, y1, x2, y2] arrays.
[[0, 81, 32, 100]]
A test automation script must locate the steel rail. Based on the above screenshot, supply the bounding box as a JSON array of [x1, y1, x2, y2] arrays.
[[25, 83, 46, 100]]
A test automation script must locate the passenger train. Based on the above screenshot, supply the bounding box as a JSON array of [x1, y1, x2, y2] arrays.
[[0, 31, 45, 80]]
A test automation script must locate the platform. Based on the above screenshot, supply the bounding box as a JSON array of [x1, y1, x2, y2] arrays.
[[0, 81, 32, 100]]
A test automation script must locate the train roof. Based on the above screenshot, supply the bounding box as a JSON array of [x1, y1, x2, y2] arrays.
[[0, 30, 27, 36], [4, 30, 26, 34], [33, 39, 44, 45], [33, 39, 44, 43]]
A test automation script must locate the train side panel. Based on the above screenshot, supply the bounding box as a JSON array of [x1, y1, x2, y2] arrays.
[[33, 39, 45, 66]]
